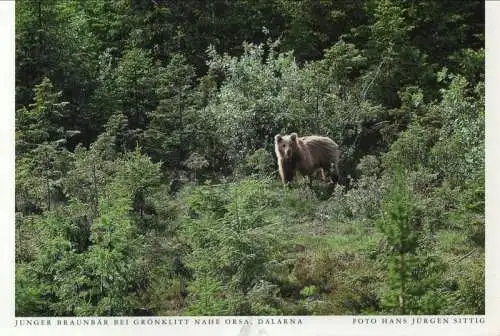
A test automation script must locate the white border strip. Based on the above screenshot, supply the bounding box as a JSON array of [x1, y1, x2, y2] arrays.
[[1, 1, 497, 336]]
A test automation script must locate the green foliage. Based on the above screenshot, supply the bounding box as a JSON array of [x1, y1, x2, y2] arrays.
[[16, 78, 69, 152], [356, 155, 381, 177], [291, 252, 382, 314], [180, 179, 285, 315], [430, 76, 484, 188], [142, 53, 206, 168], [205, 41, 292, 164], [15, 265, 51, 316], [377, 168, 419, 314], [15, 0, 484, 317], [240, 148, 276, 179], [81, 180, 143, 315], [378, 169, 419, 253], [300, 285, 318, 298], [277, 0, 366, 62], [110, 48, 159, 132], [343, 174, 381, 220]]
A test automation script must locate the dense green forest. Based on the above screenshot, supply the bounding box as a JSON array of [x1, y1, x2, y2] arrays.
[[15, 0, 485, 316]]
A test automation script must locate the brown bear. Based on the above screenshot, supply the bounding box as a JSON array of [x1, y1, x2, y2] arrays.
[[274, 132, 340, 185]]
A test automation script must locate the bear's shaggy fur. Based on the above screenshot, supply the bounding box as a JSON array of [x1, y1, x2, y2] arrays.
[[274, 132, 340, 185]]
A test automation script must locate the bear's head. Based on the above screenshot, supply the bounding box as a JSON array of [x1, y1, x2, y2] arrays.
[[275, 133, 298, 160]]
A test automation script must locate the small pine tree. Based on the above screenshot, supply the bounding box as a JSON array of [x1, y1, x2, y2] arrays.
[[377, 167, 418, 314]]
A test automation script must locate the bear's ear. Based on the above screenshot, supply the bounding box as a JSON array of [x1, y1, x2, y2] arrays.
[[275, 134, 282, 143], [290, 133, 298, 142]]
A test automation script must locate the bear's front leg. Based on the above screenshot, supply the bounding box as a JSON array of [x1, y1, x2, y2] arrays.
[[279, 159, 296, 186], [278, 166, 286, 185], [284, 169, 295, 185]]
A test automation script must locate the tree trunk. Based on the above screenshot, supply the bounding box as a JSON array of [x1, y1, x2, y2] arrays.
[[399, 252, 406, 314], [92, 161, 99, 216]]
